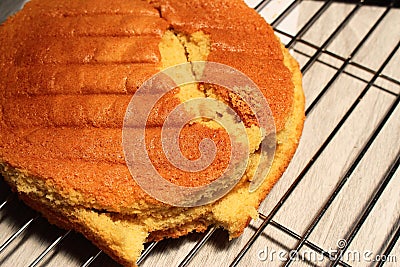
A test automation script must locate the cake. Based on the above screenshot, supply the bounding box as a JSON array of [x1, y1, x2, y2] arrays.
[[0, 0, 305, 266]]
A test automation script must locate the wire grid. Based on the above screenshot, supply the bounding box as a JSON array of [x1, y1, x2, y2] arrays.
[[0, 0, 399, 266]]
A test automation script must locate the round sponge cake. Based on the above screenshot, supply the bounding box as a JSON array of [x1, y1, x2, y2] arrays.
[[0, 0, 305, 266]]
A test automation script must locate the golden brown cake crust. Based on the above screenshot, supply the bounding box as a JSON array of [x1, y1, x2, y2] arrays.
[[0, 0, 295, 213], [0, 0, 305, 266], [0, 44, 304, 266]]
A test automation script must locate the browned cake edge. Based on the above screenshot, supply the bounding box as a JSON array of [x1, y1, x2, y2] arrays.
[[0, 44, 304, 266]]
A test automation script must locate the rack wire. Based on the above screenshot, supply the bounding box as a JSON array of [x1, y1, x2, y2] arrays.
[[1, 0, 399, 266]]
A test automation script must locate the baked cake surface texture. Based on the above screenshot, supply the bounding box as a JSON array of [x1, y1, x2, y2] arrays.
[[0, 0, 305, 266]]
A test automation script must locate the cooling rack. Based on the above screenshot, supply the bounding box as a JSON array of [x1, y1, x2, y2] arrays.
[[1, 0, 399, 266]]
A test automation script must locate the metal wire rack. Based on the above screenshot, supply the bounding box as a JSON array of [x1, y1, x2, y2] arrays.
[[1, 0, 399, 266]]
